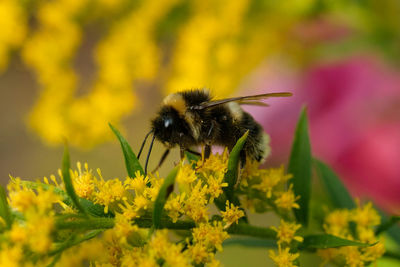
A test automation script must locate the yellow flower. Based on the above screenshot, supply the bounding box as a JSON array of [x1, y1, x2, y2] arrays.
[[164, 193, 186, 222], [357, 227, 376, 244], [184, 181, 209, 222], [254, 165, 293, 198], [196, 149, 229, 175], [268, 247, 299, 267], [118, 200, 138, 220], [71, 162, 95, 199], [0, 244, 23, 267], [192, 222, 229, 252], [221, 201, 245, 228], [319, 205, 385, 266], [113, 214, 143, 245], [317, 248, 339, 266], [27, 214, 55, 253], [149, 230, 177, 260], [9, 224, 28, 245], [133, 195, 150, 212], [0, 0, 27, 72], [271, 220, 303, 245], [351, 202, 380, 228], [125, 171, 150, 195], [323, 210, 350, 238], [340, 246, 364, 267], [94, 177, 127, 213], [176, 163, 197, 186], [241, 160, 261, 185], [274, 184, 300, 210], [57, 239, 107, 266], [7, 178, 61, 214], [362, 241, 385, 262], [205, 173, 228, 202], [187, 243, 210, 264]]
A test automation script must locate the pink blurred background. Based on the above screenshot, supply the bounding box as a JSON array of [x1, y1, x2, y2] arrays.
[[243, 55, 400, 213]]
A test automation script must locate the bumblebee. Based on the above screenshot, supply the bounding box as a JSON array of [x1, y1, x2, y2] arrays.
[[138, 89, 292, 173]]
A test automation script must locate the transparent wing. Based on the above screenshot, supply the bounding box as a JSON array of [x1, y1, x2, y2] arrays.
[[191, 92, 292, 110]]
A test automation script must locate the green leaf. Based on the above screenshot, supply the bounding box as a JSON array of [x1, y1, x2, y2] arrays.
[[109, 123, 144, 177], [301, 234, 373, 249], [184, 150, 200, 166], [313, 159, 355, 209], [62, 143, 88, 215], [288, 107, 312, 226], [153, 166, 179, 229], [224, 130, 249, 202], [376, 214, 400, 236], [0, 185, 13, 229]]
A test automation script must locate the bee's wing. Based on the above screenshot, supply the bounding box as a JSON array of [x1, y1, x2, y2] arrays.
[[191, 92, 292, 110], [237, 101, 270, 107]]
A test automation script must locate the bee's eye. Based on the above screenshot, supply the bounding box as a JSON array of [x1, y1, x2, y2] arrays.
[[164, 117, 173, 128]]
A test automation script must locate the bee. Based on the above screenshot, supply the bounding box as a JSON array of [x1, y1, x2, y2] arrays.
[[138, 89, 292, 174]]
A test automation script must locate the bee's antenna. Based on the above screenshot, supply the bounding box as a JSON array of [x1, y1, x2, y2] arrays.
[[144, 134, 156, 175], [138, 129, 153, 159]]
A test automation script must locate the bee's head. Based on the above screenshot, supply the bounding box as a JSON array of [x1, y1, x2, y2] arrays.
[[151, 106, 194, 147]]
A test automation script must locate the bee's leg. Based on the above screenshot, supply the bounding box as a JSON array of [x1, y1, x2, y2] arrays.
[[152, 149, 170, 173], [144, 134, 156, 175], [204, 144, 212, 159], [180, 146, 185, 160], [204, 120, 215, 159]]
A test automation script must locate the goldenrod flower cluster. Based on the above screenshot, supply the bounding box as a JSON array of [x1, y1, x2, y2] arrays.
[[318, 202, 385, 267], [0, 113, 393, 267], [269, 220, 303, 267], [0, 0, 26, 72], [0, 147, 390, 266], [239, 163, 296, 214], [0, 150, 246, 266]]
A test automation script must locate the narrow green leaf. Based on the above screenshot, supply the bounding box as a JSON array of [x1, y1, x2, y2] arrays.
[[109, 123, 144, 177], [224, 130, 249, 201], [376, 215, 400, 236], [153, 166, 179, 229], [301, 234, 373, 249], [0, 185, 13, 229], [288, 107, 312, 225], [313, 159, 355, 209], [184, 150, 200, 166], [62, 144, 88, 215]]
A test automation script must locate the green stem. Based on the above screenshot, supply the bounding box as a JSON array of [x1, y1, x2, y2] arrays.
[[227, 223, 276, 239], [56, 217, 115, 230], [55, 217, 276, 240]]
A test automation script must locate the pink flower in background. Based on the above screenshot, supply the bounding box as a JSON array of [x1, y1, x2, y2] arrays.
[[244, 56, 400, 213]]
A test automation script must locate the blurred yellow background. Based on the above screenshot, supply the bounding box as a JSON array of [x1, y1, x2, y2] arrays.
[[1, 0, 400, 265]]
